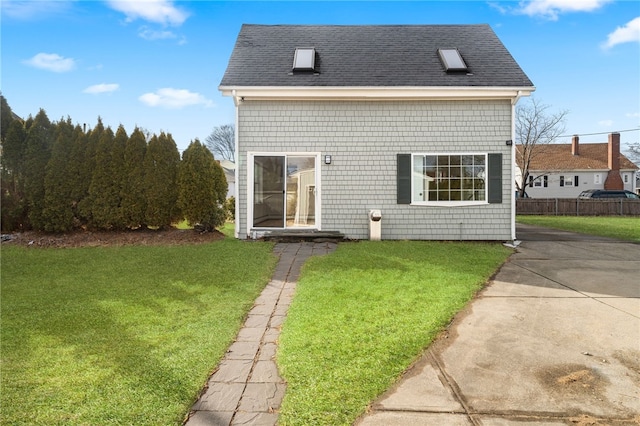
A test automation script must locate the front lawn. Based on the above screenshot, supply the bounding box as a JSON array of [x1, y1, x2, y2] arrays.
[[1, 238, 276, 425], [2, 234, 514, 425], [277, 241, 512, 425], [517, 215, 640, 242]]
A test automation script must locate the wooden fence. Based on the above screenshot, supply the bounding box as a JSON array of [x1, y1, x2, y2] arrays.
[[516, 198, 640, 216]]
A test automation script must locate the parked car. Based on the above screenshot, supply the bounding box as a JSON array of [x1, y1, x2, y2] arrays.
[[578, 189, 640, 199]]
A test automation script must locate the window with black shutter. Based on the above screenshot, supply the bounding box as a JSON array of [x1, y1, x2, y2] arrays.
[[397, 153, 502, 205]]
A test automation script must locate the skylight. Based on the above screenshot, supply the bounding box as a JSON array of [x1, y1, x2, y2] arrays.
[[293, 47, 316, 71], [438, 48, 468, 72]]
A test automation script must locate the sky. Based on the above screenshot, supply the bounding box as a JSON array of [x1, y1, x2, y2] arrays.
[[1, 0, 639, 156]]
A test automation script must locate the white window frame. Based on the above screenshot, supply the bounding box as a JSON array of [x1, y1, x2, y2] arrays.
[[560, 175, 577, 187], [410, 153, 488, 207], [528, 175, 547, 187]]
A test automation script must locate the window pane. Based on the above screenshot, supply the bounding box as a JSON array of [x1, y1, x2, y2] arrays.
[[286, 156, 316, 227], [411, 153, 486, 203], [253, 156, 285, 228]]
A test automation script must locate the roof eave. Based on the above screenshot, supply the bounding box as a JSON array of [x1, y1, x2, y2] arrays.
[[219, 86, 535, 103]]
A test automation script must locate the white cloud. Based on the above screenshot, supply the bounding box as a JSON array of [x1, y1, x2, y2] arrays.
[[598, 119, 614, 127], [602, 17, 640, 49], [139, 26, 176, 41], [626, 112, 640, 118], [517, 0, 611, 20], [24, 53, 75, 72], [138, 27, 187, 43], [106, 0, 188, 26], [1, 0, 73, 20], [83, 83, 120, 94], [139, 88, 213, 109]]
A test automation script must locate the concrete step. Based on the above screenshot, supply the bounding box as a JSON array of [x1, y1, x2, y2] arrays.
[[262, 230, 346, 243]]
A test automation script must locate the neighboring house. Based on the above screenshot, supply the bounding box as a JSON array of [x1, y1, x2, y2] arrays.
[[219, 159, 236, 199], [219, 24, 534, 240], [516, 133, 638, 198]]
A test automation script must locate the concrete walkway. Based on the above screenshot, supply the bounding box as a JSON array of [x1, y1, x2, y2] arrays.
[[185, 242, 336, 426], [357, 224, 640, 425]]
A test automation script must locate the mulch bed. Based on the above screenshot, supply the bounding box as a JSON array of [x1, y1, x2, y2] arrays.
[[1, 227, 224, 248]]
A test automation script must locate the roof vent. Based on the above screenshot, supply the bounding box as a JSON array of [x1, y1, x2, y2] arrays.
[[438, 48, 468, 72], [293, 47, 316, 71]]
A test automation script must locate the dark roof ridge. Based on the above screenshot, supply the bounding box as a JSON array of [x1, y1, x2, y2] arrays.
[[240, 23, 491, 27]]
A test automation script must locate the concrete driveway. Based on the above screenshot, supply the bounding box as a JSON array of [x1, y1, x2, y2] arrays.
[[357, 223, 640, 425]]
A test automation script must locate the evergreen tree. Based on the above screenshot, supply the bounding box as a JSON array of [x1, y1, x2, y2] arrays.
[[67, 125, 89, 226], [23, 109, 53, 230], [77, 119, 104, 225], [1, 94, 15, 141], [1, 120, 28, 231], [121, 127, 147, 228], [89, 126, 127, 230], [110, 125, 128, 228], [177, 140, 227, 231], [144, 132, 180, 228], [1, 119, 27, 193], [43, 118, 76, 232]]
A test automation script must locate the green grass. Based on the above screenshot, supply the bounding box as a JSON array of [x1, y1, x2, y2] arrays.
[[173, 219, 192, 229], [174, 219, 235, 238], [277, 241, 512, 425], [1, 238, 276, 425], [219, 222, 236, 238], [517, 215, 640, 242]]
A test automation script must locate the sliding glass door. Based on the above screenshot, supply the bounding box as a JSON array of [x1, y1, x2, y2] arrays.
[[252, 155, 317, 229]]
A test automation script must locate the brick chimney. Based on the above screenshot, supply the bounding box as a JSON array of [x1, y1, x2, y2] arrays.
[[571, 135, 579, 155], [604, 132, 623, 190]]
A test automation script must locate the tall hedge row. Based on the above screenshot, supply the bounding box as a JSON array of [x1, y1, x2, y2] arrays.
[[0, 100, 228, 233]]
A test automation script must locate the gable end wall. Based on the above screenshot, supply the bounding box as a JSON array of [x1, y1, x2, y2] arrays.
[[237, 99, 513, 240]]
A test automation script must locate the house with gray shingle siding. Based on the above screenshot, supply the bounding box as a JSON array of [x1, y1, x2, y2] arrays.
[[219, 24, 534, 240], [516, 133, 639, 198]]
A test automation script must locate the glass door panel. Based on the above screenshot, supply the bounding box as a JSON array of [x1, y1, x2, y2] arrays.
[[253, 156, 285, 228], [286, 156, 316, 227]]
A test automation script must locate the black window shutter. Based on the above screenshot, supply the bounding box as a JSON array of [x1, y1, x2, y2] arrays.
[[487, 153, 502, 204], [397, 154, 411, 204], [574, 176, 579, 186], [560, 176, 565, 187]]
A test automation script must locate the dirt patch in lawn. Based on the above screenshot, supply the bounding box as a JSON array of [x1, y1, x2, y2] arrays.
[[1, 227, 225, 248]]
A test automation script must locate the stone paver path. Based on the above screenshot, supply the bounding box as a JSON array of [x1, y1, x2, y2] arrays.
[[185, 242, 337, 426]]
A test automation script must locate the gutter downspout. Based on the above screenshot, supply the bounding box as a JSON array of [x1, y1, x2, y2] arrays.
[[511, 90, 523, 106], [510, 91, 522, 242], [232, 89, 241, 239]]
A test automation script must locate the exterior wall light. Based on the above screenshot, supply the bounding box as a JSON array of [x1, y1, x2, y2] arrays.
[[325, 155, 332, 164]]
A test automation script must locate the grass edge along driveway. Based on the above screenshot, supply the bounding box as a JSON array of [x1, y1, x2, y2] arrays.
[[517, 215, 640, 242], [277, 240, 512, 426], [1, 238, 277, 426]]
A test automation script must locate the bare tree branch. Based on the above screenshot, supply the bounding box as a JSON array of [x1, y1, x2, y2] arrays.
[[626, 142, 640, 164], [515, 98, 568, 197], [205, 124, 235, 162]]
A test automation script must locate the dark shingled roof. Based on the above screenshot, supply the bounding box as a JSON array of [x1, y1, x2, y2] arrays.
[[220, 24, 534, 88]]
